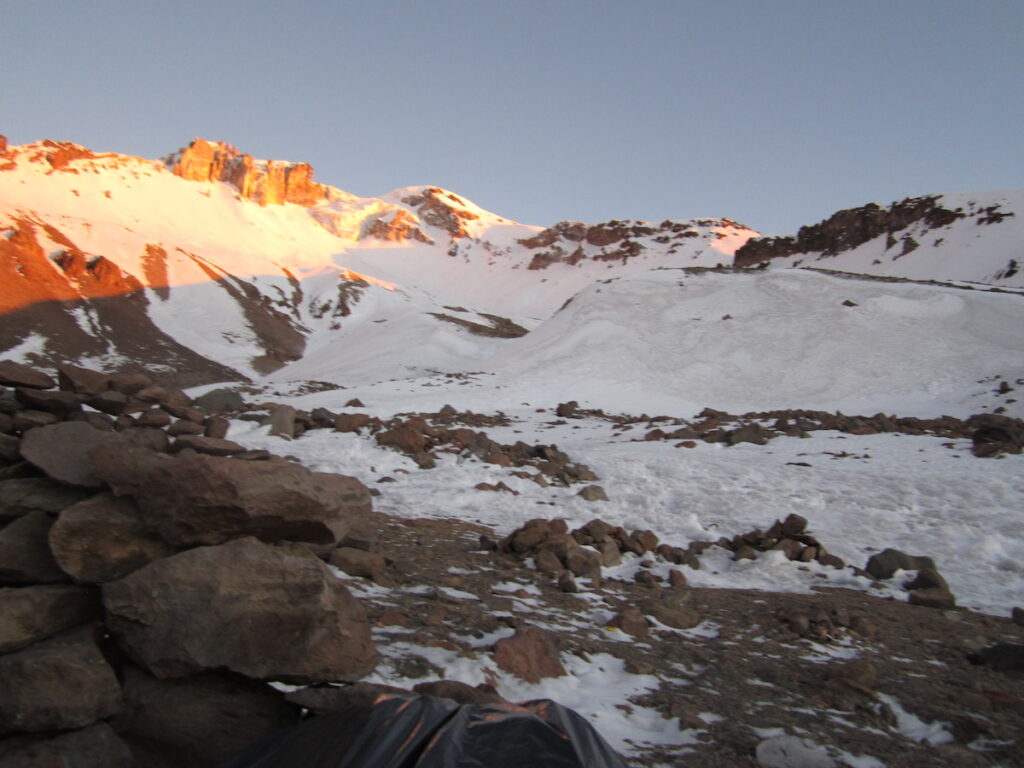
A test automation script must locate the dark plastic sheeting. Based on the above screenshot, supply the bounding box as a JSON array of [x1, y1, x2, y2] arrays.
[[218, 695, 629, 768]]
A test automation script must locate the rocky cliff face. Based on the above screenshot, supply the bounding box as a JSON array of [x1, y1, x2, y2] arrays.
[[733, 196, 967, 267], [168, 139, 330, 207]]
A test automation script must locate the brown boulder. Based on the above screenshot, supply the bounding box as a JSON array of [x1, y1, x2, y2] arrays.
[[640, 591, 701, 630], [93, 446, 369, 547], [328, 547, 393, 586], [14, 387, 83, 418], [0, 510, 67, 585], [0, 584, 101, 653], [608, 607, 649, 638], [0, 723, 132, 768], [116, 666, 299, 768], [48, 492, 176, 583], [376, 423, 427, 455], [413, 680, 506, 706], [0, 625, 122, 735], [577, 484, 608, 502], [108, 372, 152, 395], [564, 546, 603, 579], [19, 422, 117, 488], [103, 537, 378, 683], [0, 361, 55, 389], [908, 587, 956, 610], [334, 413, 372, 433], [55, 364, 110, 395], [493, 625, 566, 684]]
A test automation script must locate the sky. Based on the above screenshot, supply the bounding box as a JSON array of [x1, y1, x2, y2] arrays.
[[2, 0, 1021, 235]]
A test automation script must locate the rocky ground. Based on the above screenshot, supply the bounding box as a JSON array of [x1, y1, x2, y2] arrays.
[[1, 359, 1022, 768]]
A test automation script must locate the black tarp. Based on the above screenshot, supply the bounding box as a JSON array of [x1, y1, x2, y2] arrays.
[[218, 695, 629, 768]]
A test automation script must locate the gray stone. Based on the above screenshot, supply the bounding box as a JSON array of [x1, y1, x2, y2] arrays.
[[19, 422, 117, 488], [577, 484, 608, 502], [0, 584, 101, 653], [103, 537, 378, 683], [756, 735, 837, 767], [49, 492, 176, 583], [192, 388, 246, 413], [170, 434, 246, 456], [269, 405, 297, 438], [0, 625, 122, 735], [14, 388, 82, 418]]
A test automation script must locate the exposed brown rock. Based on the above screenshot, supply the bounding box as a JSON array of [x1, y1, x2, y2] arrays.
[[92, 445, 369, 548], [103, 537, 378, 683], [493, 625, 566, 684], [0, 477, 93, 523], [48, 492, 176, 583], [55, 364, 110, 394], [0, 585, 101, 653], [0, 361, 55, 389], [0, 625, 122, 735]]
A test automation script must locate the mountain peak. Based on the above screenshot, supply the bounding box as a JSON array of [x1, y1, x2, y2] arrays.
[[166, 137, 331, 207]]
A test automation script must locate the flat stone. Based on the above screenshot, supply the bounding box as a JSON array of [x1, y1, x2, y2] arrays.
[[14, 388, 82, 418], [19, 422, 117, 488], [55, 364, 110, 395], [493, 625, 566, 684], [0, 723, 132, 768], [0, 478, 92, 523], [0, 361, 55, 390], [169, 434, 247, 456]]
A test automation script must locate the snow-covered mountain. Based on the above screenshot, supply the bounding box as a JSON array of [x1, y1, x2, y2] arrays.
[[734, 191, 1023, 287], [0, 136, 757, 385]]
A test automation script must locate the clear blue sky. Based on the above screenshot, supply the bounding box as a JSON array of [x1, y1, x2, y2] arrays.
[[3, 0, 1021, 234]]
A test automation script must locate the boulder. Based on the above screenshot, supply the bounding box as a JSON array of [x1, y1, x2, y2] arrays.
[[93, 446, 370, 547], [328, 547, 393, 586], [268, 405, 297, 438], [334, 413, 372, 433], [116, 666, 299, 768], [14, 388, 83, 418], [640, 591, 701, 630], [412, 680, 505, 707], [103, 537, 378, 683], [0, 434, 18, 462], [0, 723, 132, 768], [376, 423, 426, 455], [204, 415, 230, 439], [0, 584, 101, 653], [192, 388, 246, 413], [48, 492, 176, 583], [135, 408, 172, 428], [864, 548, 936, 580], [755, 735, 837, 768], [0, 361, 55, 390], [0, 625, 122, 735], [108, 372, 152, 395], [493, 625, 566, 684], [577, 484, 608, 502], [564, 546, 603, 579], [0, 510, 67, 585], [908, 587, 956, 610], [83, 390, 128, 415], [0, 477, 92, 523], [55, 364, 110, 395], [608, 607, 649, 638], [19, 422, 117, 488]]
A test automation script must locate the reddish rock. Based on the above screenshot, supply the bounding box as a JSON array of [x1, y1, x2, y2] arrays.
[[108, 372, 152, 395], [169, 434, 247, 456], [328, 547, 392, 586], [908, 588, 956, 610], [564, 546, 603, 579], [376, 423, 427, 455], [609, 607, 649, 638], [14, 388, 82, 418], [335, 412, 372, 433], [204, 415, 230, 439], [493, 625, 566, 684], [103, 537, 378, 683]]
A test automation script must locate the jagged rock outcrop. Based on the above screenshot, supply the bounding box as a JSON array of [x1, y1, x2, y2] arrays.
[[400, 187, 479, 239], [364, 209, 433, 243], [168, 138, 331, 207], [734, 195, 966, 267]]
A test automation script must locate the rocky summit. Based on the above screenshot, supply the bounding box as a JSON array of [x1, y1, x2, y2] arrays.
[[0, 135, 1022, 767]]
